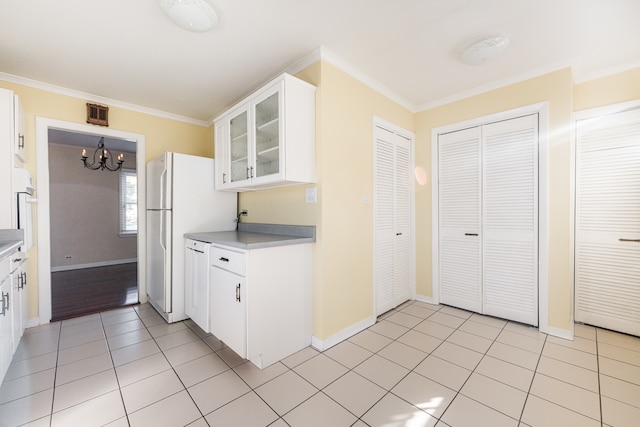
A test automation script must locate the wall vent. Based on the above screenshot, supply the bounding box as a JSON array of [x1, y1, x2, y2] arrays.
[[86, 103, 109, 126]]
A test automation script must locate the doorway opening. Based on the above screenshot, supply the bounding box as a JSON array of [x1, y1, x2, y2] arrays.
[[35, 117, 147, 324], [48, 130, 139, 320]]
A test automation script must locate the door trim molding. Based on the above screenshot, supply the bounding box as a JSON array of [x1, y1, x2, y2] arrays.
[[372, 116, 416, 317], [35, 117, 146, 324], [431, 102, 550, 333]]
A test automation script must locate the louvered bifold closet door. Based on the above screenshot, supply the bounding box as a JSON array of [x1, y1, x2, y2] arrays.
[[374, 126, 412, 314], [575, 108, 640, 336], [438, 127, 483, 313], [393, 133, 412, 306], [482, 115, 539, 325]]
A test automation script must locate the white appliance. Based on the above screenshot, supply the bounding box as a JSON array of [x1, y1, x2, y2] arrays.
[[146, 152, 237, 323], [185, 238, 211, 332], [13, 168, 35, 251]]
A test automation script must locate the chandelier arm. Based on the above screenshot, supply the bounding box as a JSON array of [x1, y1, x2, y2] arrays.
[[81, 137, 124, 171]]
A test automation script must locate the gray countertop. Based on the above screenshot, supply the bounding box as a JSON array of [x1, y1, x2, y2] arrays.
[[0, 229, 24, 261], [185, 223, 315, 250]]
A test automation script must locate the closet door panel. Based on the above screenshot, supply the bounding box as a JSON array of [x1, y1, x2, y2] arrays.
[[374, 126, 412, 314], [394, 135, 412, 305], [482, 115, 539, 325], [438, 127, 482, 312], [374, 128, 396, 314], [576, 108, 640, 336]]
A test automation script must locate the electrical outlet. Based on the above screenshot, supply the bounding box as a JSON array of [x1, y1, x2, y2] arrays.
[[305, 187, 317, 203], [240, 209, 248, 216]]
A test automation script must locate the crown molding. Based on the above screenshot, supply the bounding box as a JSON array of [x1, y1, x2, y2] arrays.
[[416, 59, 575, 112], [573, 58, 640, 84], [284, 46, 417, 113], [0, 71, 210, 127]]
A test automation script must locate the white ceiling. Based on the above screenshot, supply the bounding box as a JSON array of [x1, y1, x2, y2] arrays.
[[1, 0, 639, 124], [48, 129, 137, 154]]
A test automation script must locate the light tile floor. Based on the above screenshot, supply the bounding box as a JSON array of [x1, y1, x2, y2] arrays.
[[1, 301, 640, 426]]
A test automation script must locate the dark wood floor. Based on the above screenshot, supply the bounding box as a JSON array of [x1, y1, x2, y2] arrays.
[[51, 263, 139, 321]]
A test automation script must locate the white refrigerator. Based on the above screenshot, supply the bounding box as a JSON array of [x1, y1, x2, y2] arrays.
[[146, 152, 237, 323]]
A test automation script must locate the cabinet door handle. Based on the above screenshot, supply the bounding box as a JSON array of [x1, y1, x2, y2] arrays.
[[2, 291, 9, 314], [219, 257, 229, 262], [20, 272, 26, 289], [465, 233, 478, 236], [235, 283, 241, 302], [222, 172, 227, 184], [619, 238, 640, 243], [13, 258, 22, 263], [19, 134, 25, 149], [247, 167, 251, 180]]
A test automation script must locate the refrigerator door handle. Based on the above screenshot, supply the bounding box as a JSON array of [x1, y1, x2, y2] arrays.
[[160, 168, 167, 209], [160, 211, 166, 251]]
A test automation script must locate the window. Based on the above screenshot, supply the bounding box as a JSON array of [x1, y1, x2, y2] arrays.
[[119, 169, 137, 235]]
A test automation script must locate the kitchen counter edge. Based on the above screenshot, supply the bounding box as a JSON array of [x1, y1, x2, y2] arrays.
[[185, 223, 315, 250]]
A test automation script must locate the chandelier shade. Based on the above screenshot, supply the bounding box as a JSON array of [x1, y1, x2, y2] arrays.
[[81, 137, 124, 171]]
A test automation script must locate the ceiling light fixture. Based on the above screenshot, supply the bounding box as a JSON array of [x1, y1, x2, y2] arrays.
[[461, 36, 510, 65], [160, 0, 218, 32], [81, 137, 124, 171]]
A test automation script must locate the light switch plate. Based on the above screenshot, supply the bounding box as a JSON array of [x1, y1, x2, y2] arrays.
[[305, 187, 317, 203]]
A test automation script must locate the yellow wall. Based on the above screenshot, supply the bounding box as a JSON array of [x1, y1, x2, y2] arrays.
[[0, 79, 211, 319], [573, 67, 640, 111], [239, 61, 414, 340], [4, 60, 638, 339], [416, 68, 574, 331]]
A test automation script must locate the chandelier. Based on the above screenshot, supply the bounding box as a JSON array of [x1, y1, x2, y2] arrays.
[[81, 137, 124, 171]]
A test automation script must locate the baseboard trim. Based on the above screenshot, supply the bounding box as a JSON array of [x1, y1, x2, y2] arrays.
[[25, 318, 40, 328], [542, 324, 574, 341], [311, 316, 376, 352], [51, 258, 137, 272], [414, 294, 437, 305]]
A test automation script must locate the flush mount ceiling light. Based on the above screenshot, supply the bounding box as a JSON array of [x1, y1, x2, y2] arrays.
[[461, 36, 510, 65], [160, 0, 218, 32]]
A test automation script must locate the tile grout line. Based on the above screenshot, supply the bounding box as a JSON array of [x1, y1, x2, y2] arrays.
[[433, 308, 515, 424], [516, 331, 548, 424], [100, 310, 131, 427], [133, 309, 211, 425], [595, 327, 603, 427]]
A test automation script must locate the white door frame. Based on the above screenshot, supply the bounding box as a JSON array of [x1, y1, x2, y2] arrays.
[[431, 103, 550, 333], [35, 117, 146, 324], [372, 116, 416, 316]]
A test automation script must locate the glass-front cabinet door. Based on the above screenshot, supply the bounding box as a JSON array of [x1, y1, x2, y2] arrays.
[[253, 89, 281, 182], [229, 108, 250, 184], [213, 73, 315, 191]]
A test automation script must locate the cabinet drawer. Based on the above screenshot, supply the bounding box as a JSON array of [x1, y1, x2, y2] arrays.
[[210, 246, 245, 276]]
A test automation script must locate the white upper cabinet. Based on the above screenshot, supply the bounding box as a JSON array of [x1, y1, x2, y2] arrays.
[[0, 88, 26, 228], [214, 73, 316, 191], [13, 95, 26, 166]]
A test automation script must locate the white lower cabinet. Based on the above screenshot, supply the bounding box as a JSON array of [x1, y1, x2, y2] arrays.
[[210, 267, 246, 357], [209, 243, 312, 369], [0, 257, 13, 380]]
